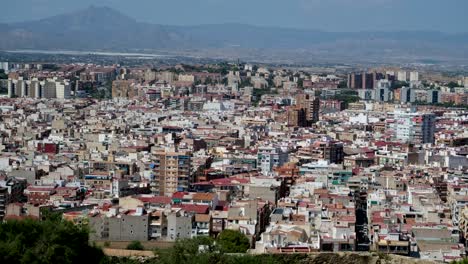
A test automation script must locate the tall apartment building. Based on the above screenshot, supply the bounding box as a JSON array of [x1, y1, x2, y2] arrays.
[[296, 93, 320, 125], [7, 78, 70, 99], [257, 146, 288, 176], [348, 72, 386, 89], [373, 80, 391, 102], [348, 73, 362, 89], [55, 81, 71, 99], [400, 87, 415, 103], [363, 72, 372, 89], [151, 151, 191, 196], [286, 107, 308, 127], [391, 109, 436, 144], [409, 71, 419, 82], [397, 71, 407, 81], [42, 81, 57, 98], [464, 77, 468, 88], [309, 140, 344, 164], [29, 79, 43, 98], [0, 62, 9, 73], [7, 78, 26, 97], [0, 177, 27, 220], [427, 90, 441, 104], [6, 79, 15, 97], [374, 87, 391, 102]]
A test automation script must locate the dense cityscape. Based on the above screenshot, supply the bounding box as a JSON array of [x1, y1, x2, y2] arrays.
[[1, 1, 468, 264], [0, 57, 467, 263]]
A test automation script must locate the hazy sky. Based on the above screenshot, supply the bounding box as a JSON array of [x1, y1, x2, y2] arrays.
[[2, 0, 468, 32]]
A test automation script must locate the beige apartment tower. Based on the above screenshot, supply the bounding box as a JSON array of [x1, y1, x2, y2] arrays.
[[151, 151, 191, 196]]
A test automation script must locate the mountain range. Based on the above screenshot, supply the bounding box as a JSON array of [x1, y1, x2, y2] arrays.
[[1, 6, 468, 64]]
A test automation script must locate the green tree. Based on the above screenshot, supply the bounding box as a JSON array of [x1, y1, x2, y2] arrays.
[[390, 81, 409, 90], [324, 90, 360, 108], [0, 69, 7, 79], [239, 78, 251, 88], [157, 236, 219, 264], [252, 88, 276, 105], [154, 235, 311, 264], [221, 77, 228, 86], [217, 229, 250, 253], [126, 241, 144, 251], [338, 80, 347, 88], [0, 213, 105, 264], [204, 77, 213, 85], [297, 78, 304, 88], [447, 81, 461, 88], [220, 67, 229, 75]]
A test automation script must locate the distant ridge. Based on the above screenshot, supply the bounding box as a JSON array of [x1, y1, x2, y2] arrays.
[[1, 6, 468, 63]]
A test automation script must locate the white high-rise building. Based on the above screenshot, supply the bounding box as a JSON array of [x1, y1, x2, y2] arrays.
[[0, 62, 9, 73], [464, 77, 468, 88], [391, 109, 436, 144], [373, 80, 392, 102], [7, 79, 14, 98], [427, 90, 441, 104], [7, 78, 26, 98], [257, 146, 288, 176], [373, 87, 391, 102], [409, 71, 419, 82], [8, 77, 71, 99], [55, 81, 71, 99], [397, 71, 407, 81], [400, 87, 415, 103], [30, 80, 43, 98]]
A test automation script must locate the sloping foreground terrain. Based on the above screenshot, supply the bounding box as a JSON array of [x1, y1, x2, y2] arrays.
[[104, 252, 438, 264], [306, 253, 435, 264]]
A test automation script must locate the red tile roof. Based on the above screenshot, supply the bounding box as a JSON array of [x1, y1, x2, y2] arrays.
[[173, 204, 210, 214], [138, 196, 172, 204], [172, 192, 188, 199]]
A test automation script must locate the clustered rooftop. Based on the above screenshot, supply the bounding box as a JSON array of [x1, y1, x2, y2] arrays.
[[0, 61, 467, 261]]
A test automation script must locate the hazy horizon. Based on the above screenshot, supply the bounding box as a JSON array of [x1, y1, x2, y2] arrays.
[[3, 0, 468, 33]]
